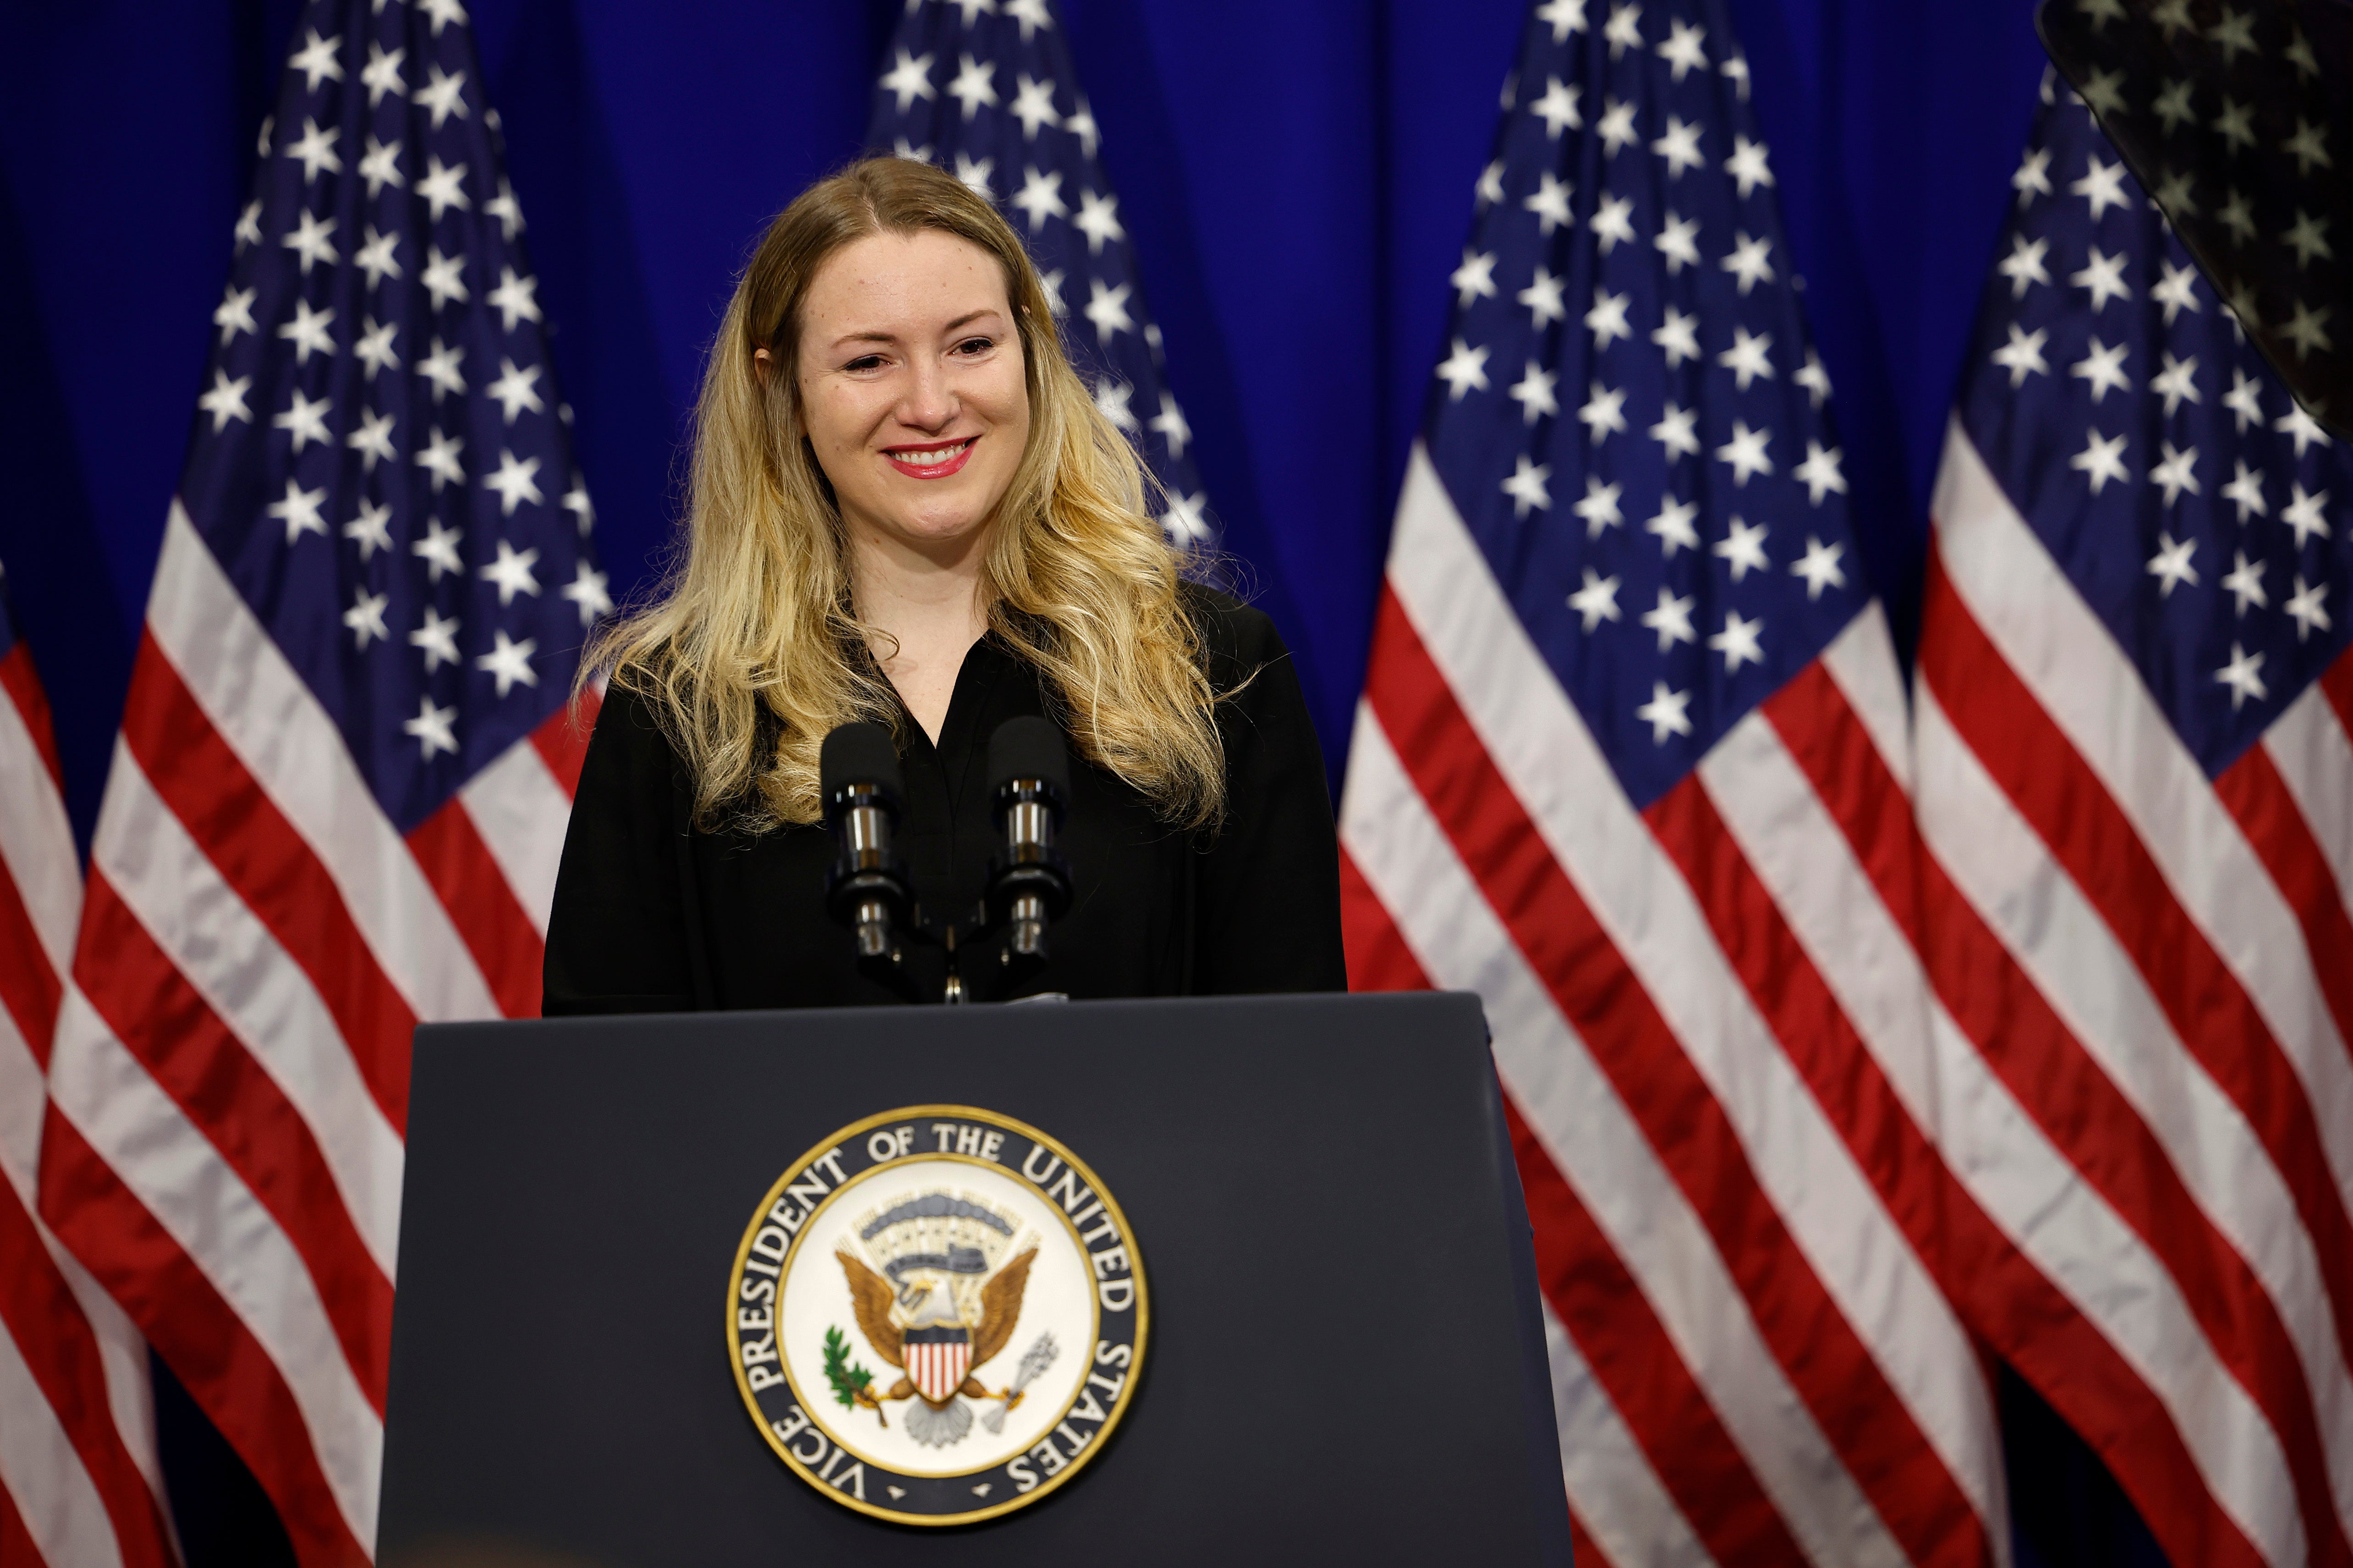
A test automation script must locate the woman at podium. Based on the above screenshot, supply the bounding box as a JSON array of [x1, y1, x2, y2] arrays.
[[543, 158, 1345, 1012]]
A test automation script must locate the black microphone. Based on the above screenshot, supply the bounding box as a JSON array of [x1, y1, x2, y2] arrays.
[[820, 722, 911, 962], [985, 716, 1073, 964]]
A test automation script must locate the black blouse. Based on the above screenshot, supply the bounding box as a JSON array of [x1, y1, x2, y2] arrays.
[[541, 588, 1348, 1013]]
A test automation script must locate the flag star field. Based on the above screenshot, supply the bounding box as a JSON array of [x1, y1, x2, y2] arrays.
[[1427, 0, 1863, 809], [1959, 77, 2353, 777], [183, 0, 605, 831], [866, 0, 1212, 550]]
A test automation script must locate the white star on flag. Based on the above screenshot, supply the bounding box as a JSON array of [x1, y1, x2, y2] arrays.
[[1651, 306, 1700, 367], [416, 155, 470, 219], [1641, 585, 1697, 649], [266, 477, 329, 543], [415, 426, 466, 490], [215, 285, 259, 344], [1792, 441, 1846, 504], [1439, 338, 1494, 400], [357, 226, 402, 287], [413, 519, 465, 582], [880, 50, 936, 110], [1634, 680, 1694, 742], [1789, 535, 1846, 598], [1576, 382, 1629, 444], [487, 267, 541, 331], [2212, 641, 2267, 708], [1713, 515, 1771, 579], [282, 209, 339, 273], [1083, 278, 1133, 343], [1715, 421, 1773, 485], [1510, 361, 1559, 424], [1011, 166, 1067, 229], [474, 630, 539, 697], [199, 371, 254, 430], [1502, 454, 1551, 516], [286, 117, 343, 182], [1573, 474, 1624, 535], [562, 560, 614, 626], [288, 28, 345, 90], [1648, 401, 1700, 458], [354, 317, 400, 379], [479, 539, 543, 604], [344, 499, 393, 559], [410, 603, 462, 667], [485, 449, 545, 515], [277, 298, 337, 363], [2144, 530, 2198, 596], [413, 62, 468, 127], [273, 388, 333, 453], [403, 695, 459, 758], [1707, 607, 1765, 671], [488, 358, 544, 422], [1568, 568, 1622, 630], [343, 588, 390, 649]]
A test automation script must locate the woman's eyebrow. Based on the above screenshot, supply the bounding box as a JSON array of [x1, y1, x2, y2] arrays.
[[828, 309, 1002, 352]]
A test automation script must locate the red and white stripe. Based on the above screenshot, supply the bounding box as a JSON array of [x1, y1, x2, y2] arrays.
[[0, 621, 178, 1567], [905, 1339, 971, 1405], [1340, 443, 2015, 1567], [37, 504, 595, 1567], [1912, 421, 2353, 1568]]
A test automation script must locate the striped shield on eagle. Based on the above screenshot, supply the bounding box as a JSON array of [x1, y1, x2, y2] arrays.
[[902, 1324, 974, 1404]]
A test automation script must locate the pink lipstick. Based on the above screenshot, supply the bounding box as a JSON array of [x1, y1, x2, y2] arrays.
[[883, 438, 976, 479]]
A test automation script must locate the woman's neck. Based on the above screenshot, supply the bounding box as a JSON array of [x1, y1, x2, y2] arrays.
[[850, 523, 990, 745]]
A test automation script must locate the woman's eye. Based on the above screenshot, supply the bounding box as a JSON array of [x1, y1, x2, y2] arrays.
[[844, 355, 886, 372], [955, 337, 993, 356]]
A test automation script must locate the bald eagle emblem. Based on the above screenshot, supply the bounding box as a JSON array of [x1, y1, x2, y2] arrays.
[[727, 1107, 1146, 1524], [831, 1191, 1039, 1448]]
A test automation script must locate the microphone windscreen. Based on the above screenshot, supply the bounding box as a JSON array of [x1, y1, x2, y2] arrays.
[[987, 715, 1070, 799], [820, 721, 905, 802]]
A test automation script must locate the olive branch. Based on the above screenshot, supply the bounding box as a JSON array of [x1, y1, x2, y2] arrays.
[[822, 1325, 875, 1411]]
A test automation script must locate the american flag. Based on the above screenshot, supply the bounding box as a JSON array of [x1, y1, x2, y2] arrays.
[[1337, 0, 2014, 1562], [865, 0, 1213, 549], [1918, 63, 2353, 1568], [34, 0, 603, 1560], [2037, 0, 2352, 441], [0, 575, 177, 1568]]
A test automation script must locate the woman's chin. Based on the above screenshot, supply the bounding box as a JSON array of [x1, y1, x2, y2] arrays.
[[853, 502, 1000, 558]]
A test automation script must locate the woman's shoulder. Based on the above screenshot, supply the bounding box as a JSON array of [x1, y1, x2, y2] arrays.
[[1178, 580, 1289, 677], [584, 668, 699, 785], [596, 667, 671, 738]]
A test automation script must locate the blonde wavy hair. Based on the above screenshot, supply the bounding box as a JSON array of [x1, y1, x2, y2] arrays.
[[584, 157, 1226, 831]]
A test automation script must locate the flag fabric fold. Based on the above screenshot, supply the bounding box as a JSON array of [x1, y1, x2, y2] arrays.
[[0, 575, 178, 1568], [1337, 0, 2011, 1562], [866, 0, 1214, 550], [1916, 58, 2353, 1568], [35, 0, 603, 1560]]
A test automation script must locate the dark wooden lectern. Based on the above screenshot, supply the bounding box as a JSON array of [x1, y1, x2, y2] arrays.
[[378, 991, 1572, 1565]]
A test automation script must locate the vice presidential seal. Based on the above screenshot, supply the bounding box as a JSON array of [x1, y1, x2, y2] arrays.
[[725, 1106, 1146, 1525]]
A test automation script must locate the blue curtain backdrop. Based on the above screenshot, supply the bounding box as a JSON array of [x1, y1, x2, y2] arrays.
[[0, 1, 2166, 1563]]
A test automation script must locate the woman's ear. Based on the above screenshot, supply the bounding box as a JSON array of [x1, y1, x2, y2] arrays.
[[753, 347, 774, 388]]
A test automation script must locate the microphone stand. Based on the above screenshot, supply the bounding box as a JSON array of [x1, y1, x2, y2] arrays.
[[821, 718, 1072, 1006]]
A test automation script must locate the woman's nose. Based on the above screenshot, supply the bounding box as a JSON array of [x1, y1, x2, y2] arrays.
[[897, 358, 958, 430]]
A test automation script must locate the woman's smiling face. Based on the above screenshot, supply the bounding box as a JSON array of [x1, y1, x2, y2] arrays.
[[794, 227, 1031, 561]]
